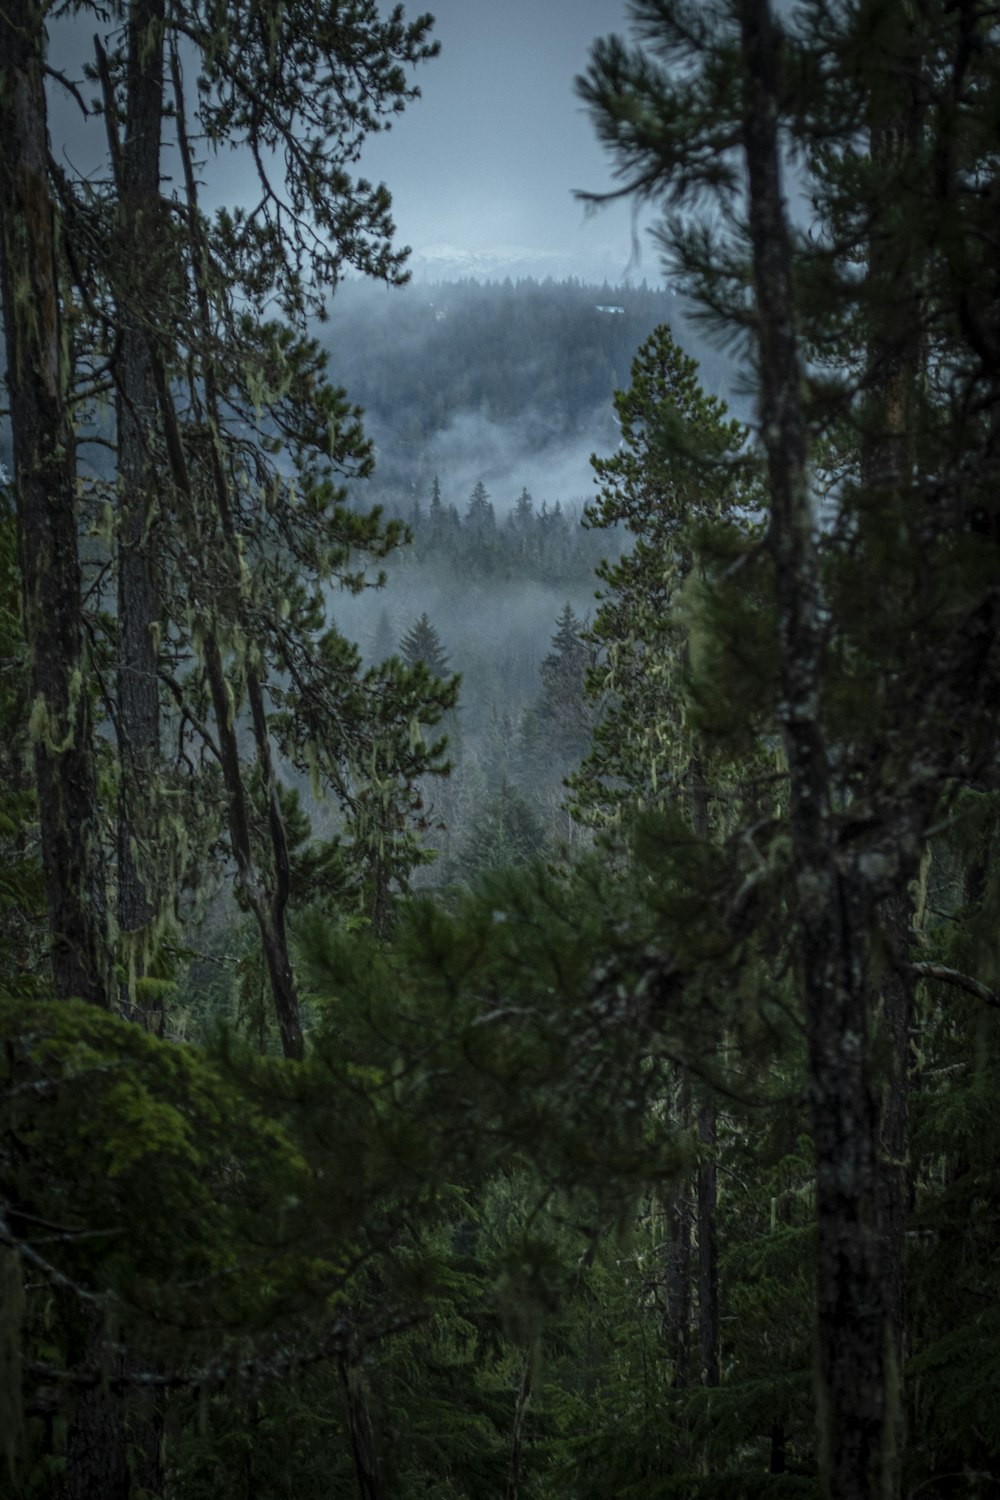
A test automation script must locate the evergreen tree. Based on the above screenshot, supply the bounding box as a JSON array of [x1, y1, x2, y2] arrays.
[[28, 0, 442, 1061], [519, 603, 599, 829], [579, 4, 1000, 1496], [398, 613, 452, 679], [512, 486, 534, 530], [569, 324, 755, 832], [455, 780, 547, 881], [465, 479, 496, 532]]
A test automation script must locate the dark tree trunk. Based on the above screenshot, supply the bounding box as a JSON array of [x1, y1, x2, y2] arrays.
[[0, 0, 110, 1007], [131, 1386, 166, 1498], [696, 1103, 720, 1388], [690, 762, 720, 1391], [862, 51, 923, 1484], [60, 1318, 129, 1500], [738, 5, 890, 1497], [663, 1075, 693, 1389], [339, 1357, 385, 1500], [505, 1354, 532, 1500], [202, 632, 305, 1061], [168, 52, 304, 1060], [113, 0, 167, 1013]]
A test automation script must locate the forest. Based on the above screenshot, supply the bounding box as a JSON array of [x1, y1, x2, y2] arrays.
[[1, 3, 1000, 1500]]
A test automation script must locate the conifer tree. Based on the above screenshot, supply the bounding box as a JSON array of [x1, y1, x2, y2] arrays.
[[398, 613, 452, 680], [26, 0, 442, 1057], [519, 603, 598, 814], [569, 324, 755, 833], [465, 479, 496, 531], [579, 4, 1000, 1496], [372, 607, 397, 664]]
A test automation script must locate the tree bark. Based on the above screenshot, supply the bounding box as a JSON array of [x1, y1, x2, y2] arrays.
[[0, 0, 110, 1007], [862, 45, 922, 1482], [505, 1354, 532, 1500], [339, 1356, 385, 1500], [663, 1075, 693, 1389], [60, 1317, 130, 1500], [112, 0, 167, 1012], [696, 1102, 720, 1389], [738, 5, 889, 1497]]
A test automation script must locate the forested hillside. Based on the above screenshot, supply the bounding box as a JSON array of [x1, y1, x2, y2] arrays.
[[319, 275, 736, 509], [3, 4, 1000, 1500]]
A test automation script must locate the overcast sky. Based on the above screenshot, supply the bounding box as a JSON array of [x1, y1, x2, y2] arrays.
[[357, 0, 655, 284]]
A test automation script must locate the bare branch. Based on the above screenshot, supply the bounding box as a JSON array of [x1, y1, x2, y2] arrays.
[[911, 962, 1000, 1010]]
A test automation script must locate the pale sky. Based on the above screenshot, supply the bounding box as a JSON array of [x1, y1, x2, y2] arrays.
[[356, 0, 653, 282]]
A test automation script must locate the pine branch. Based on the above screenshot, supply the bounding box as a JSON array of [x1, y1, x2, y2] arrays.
[[910, 963, 1000, 1010]]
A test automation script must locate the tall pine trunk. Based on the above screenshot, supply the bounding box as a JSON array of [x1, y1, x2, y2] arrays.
[[738, 4, 890, 1496], [113, 0, 167, 1015], [662, 1075, 693, 1390], [696, 1103, 719, 1389], [863, 57, 923, 1481], [0, 0, 110, 1007]]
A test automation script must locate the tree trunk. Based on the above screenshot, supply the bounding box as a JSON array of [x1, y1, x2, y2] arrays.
[[202, 632, 305, 1061], [339, 1357, 385, 1500], [738, 5, 890, 1497], [60, 1318, 129, 1500], [113, 0, 167, 1013], [0, 0, 110, 1007], [505, 1354, 532, 1500], [862, 48, 922, 1484], [663, 1075, 693, 1389], [696, 1103, 720, 1389]]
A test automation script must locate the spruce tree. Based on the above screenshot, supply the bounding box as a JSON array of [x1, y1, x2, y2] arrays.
[[398, 613, 452, 679]]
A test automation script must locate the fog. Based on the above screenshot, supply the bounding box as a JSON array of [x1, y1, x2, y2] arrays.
[[363, 404, 614, 521]]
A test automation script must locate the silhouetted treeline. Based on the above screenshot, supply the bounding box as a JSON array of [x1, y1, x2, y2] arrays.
[[388, 477, 614, 586]]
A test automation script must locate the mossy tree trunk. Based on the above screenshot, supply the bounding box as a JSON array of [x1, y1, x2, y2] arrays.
[[0, 0, 110, 1008]]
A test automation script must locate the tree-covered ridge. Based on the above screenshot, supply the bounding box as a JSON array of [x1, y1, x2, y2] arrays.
[[323, 275, 723, 442], [319, 275, 739, 508]]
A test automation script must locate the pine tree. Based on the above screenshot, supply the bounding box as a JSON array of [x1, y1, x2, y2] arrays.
[[36, 0, 442, 1060], [512, 486, 534, 529], [568, 323, 755, 833], [519, 603, 598, 804], [579, 4, 1000, 1496], [372, 607, 397, 664]]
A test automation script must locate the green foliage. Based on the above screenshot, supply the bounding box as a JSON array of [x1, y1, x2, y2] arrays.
[[570, 324, 764, 832], [399, 612, 452, 680]]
